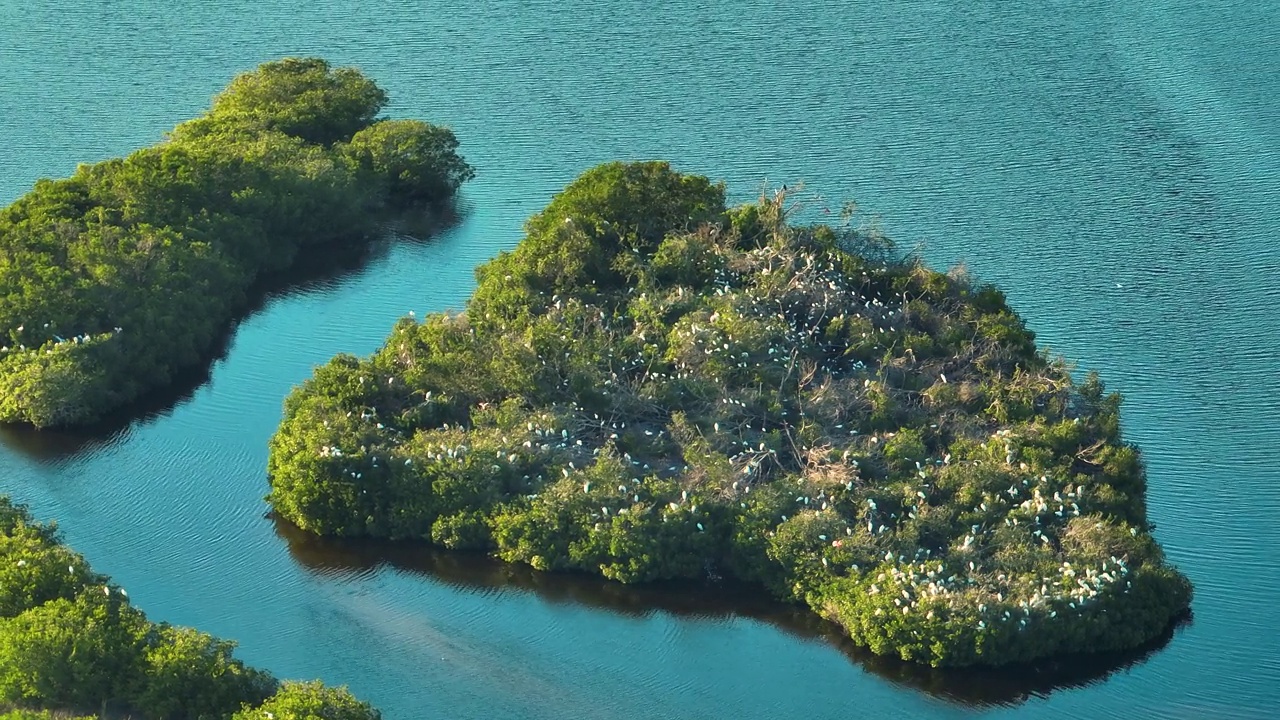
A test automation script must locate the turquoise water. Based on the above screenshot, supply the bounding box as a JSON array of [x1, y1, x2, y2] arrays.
[[2, 1, 1278, 717]]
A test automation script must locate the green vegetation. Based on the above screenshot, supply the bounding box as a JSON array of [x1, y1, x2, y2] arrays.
[[268, 161, 1192, 667], [0, 707, 93, 712], [0, 57, 473, 428], [230, 682, 381, 720], [0, 497, 380, 719]]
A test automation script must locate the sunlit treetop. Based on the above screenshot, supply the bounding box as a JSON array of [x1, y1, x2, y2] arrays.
[[175, 57, 388, 146]]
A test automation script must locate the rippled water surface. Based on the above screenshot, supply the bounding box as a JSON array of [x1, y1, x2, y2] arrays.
[[2, 1, 1278, 718]]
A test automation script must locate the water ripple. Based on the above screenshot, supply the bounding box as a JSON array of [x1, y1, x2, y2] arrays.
[[1, 1, 1278, 719]]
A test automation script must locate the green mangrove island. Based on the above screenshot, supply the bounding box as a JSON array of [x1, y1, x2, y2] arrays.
[[268, 161, 1192, 668], [0, 57, 473, 428], [0, 497, 380, 719]]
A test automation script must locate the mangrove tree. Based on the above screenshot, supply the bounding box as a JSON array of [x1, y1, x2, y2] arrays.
[[0, 57, 473, 428], [0, 497, 380, 719], [267, 161, 1191, 668]]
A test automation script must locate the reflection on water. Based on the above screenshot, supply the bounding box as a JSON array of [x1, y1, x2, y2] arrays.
[[274, 516, 1190, 709], [0, 210, 460, 464], [842, 616, 1191, 707]]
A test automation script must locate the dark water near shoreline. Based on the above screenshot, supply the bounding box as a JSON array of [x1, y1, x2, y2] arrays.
[[2, 1, 1278, 718]]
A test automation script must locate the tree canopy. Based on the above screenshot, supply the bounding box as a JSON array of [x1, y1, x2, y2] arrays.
[[230, 682, 380, 720], [174, 57, 388, 147], [0, 57, 473, 428], [0, 497, 378, 719], [268, 161, 1191, 668]]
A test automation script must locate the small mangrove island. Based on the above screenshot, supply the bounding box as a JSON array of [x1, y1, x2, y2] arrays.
[[0, 57, 473, 428], [268, 161, 1192, 667], [0, 497, 380, 719]]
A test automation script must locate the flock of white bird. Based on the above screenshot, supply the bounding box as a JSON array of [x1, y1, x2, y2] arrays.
[[303, 229, 1138, 635], [8, 557, 127, 601], [0, 322, 122, 354]]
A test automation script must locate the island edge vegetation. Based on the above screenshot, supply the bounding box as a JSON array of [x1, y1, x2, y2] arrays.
[[0, 57, 473, 428], [267, 161, 1192, 668], [0, 497, 381, 719]]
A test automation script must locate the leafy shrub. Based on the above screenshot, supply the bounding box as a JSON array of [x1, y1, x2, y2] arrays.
[[0, 593, 150, 709], [178, 58, 387, 147], [133, 625, 276, 720], [232, 681, 380, 720], [343, 120, 476, 206]]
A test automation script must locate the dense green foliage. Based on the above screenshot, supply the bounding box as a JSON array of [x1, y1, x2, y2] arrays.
[[0, 498, 378, 719], [0, 707, 93, 712], [0, 57, 473, 428], [268, 161, 1192, 667], [230, 682, 380, 720]]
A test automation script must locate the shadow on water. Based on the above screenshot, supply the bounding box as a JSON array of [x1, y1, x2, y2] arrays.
[[274, 517, 1190, 708], [832, 616, 1190, 707], [0, 205, 463, 464]]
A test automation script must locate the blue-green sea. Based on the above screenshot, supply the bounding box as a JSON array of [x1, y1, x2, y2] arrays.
[[1, 1, 1277, 718]]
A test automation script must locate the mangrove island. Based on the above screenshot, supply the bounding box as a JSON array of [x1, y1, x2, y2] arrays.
[[267, 161, 1192, 667], [0, 497, 381, 719], [0, 57, 473, 428]]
